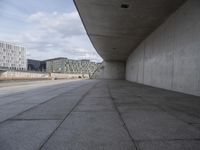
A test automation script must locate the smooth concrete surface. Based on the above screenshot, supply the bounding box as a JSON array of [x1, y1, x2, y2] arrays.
[[75, 0, 200, 97], [74, 0, 186, 61], [96, 61, 125, 79], [0, 79, 200, 150], [126, 0, 200, 96], [0, 80, 92, 122]]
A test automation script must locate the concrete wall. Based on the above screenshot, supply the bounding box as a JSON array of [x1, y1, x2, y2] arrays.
[[126, 0, 200, 96], [97, 61, 125, 79], [51, 73, 89, 79], [0, 71, 89, 80], [0, 71, 49, 80]]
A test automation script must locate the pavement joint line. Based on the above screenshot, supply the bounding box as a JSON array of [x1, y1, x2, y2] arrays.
[[138, 95, 200, 128], [1, 86, 70, 106], [0, 82, 68, 99], [112, 84, 200, 137], [0, 80, 82, 89], [85, 96, 110, 98], [0, 80, 82, 99], [111, 83, 200, 142], [73, 110, 115, 112], [188, 123, 200, 125], [135, 138, 200, 142], [0, 92, 25, 99], [38, 81, 99, 150], [0, 80, 52, 88], [7, 119, 62, 121], [160, 105, 200, 121], [0, 82, 83, 107], [107, 82, 139, 150], [0, 82, 94, 125]]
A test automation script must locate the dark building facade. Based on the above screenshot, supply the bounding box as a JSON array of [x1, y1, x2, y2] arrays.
[[27, 59, 46, 72]]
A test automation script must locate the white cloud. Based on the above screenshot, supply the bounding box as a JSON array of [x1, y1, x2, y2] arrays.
[[26, 11, 84, 37], [2, 11, 102, 62]]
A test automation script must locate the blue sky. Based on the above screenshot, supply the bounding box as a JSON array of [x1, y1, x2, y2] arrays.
[[0, 0, 102, 62]]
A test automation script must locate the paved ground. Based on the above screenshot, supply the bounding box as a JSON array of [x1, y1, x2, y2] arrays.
[[0, 79, 200, 150]]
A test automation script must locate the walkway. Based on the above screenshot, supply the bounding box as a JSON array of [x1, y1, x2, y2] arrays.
[[0, 80, 200, 150]]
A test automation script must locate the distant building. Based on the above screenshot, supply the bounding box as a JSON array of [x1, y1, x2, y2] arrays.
[[0, 41, 27, 70], [46, 57, 100, 75], [46, 57, 66, 73], [27, 59, 46, 72]]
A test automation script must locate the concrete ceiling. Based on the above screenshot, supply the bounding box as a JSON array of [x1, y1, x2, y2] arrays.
[[74, 0, 186, 61]]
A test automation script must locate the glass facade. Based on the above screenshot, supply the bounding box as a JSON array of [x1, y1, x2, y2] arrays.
[[0, 41, 27, 70]]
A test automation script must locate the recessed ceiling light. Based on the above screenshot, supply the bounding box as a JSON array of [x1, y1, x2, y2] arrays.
[[121, 3, 129, 9]]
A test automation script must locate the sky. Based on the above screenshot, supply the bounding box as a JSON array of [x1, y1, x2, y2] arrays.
[[0, 0, 102, 62]]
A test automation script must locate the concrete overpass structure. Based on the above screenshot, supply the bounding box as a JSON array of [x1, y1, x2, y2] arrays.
[[0, 1, 200, 150], [74, 0, 200, 96]]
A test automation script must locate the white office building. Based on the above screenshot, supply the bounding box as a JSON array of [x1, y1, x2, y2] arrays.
[[0, 41, 27, 70]]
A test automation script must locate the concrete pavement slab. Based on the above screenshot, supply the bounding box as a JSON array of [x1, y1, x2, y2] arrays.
[[0, 120, 60, 150], [0, 79, 200, 150], [0, 103, 38, 123], [12, 95, 81, 120], [75, 97, 114, 112], [118, 108, 200, 140], [41, 111, 136, 150], [138, 140, 200, 150]]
